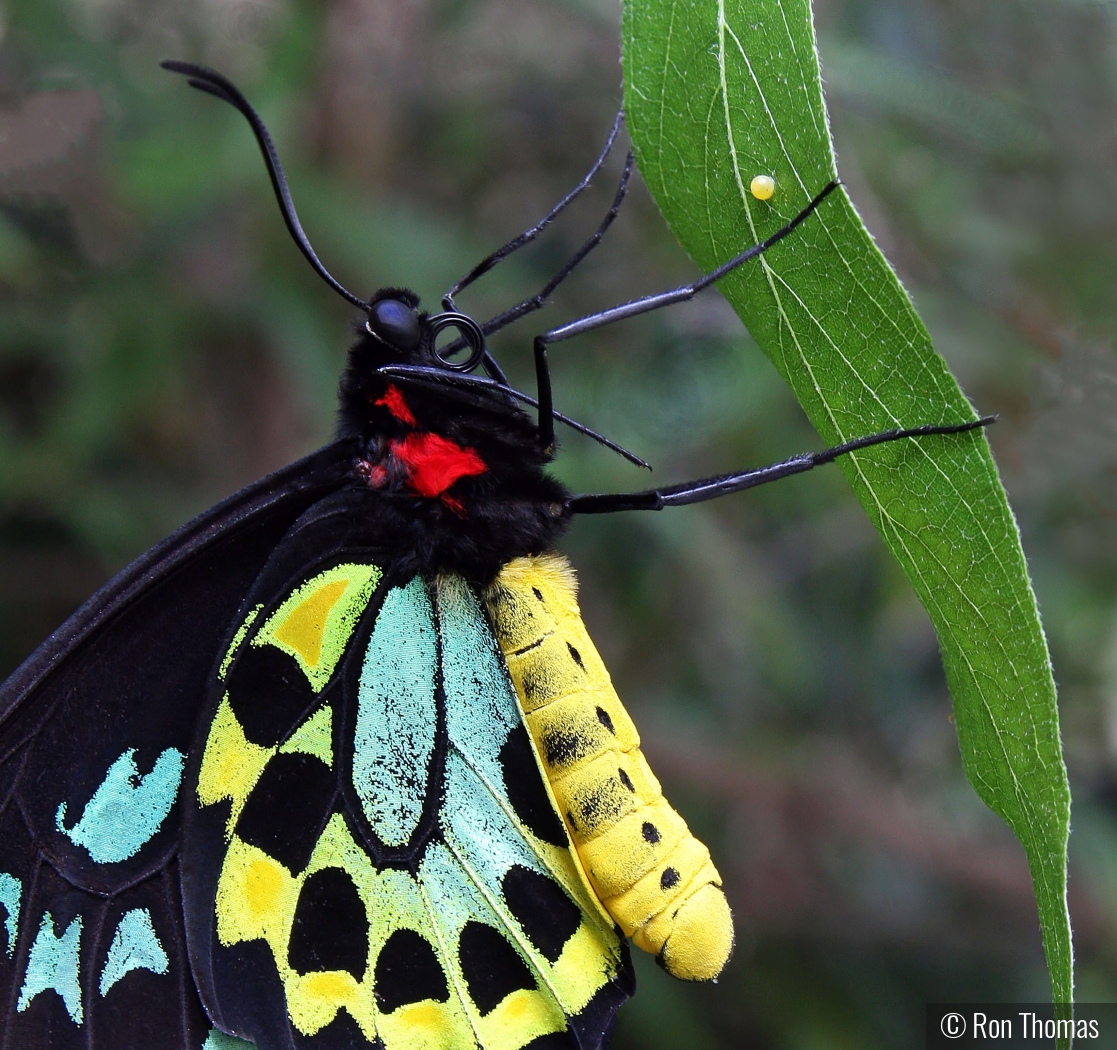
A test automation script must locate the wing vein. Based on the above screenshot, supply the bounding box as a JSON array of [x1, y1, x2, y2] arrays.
[[439, 832, 570, 1024]]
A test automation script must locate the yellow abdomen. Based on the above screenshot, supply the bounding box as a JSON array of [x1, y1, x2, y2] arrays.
[[484, 554, 734, 982]]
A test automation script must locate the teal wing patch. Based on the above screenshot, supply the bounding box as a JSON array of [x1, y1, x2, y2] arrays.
[[190, 564, 632, 1050], [56, 747, 185, 864], [0, 872, 21, 957], [352, 576, 438, 846], [98, 907, 170, 996], [17, 912, 83, 1023]]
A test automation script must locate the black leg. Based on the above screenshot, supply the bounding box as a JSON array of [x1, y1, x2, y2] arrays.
[[479, 151, 635, 339], [442, 109, 626, 310], [544, 179, 840, 344], [566, 417, 996, 514], [533, 336, 555, 452], [439, 150, 635, 372], [527, 179, 840, 445]]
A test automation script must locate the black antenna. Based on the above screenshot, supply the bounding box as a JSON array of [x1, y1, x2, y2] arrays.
[[161, 60, 368, 313], [442, 109, 625, 310]]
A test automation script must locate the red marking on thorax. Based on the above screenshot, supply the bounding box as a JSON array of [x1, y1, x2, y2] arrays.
[[366, 382, 486, 502], [390, 431, 487, 498], [374, 384, 417, 425]]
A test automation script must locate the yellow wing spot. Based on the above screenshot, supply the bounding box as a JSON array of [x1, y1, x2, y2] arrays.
[[397, 1002, 443, 1028], [215, 841, 299, 952], [305, 971, 355, 1004], [287, 970, 373, 1041], [478, 988, 564, 1049], [380, 998, 468, 1050], [197, 695, 275, 834], [750, 174, 775, 200], [255, 563, 382, 691], [246, 858, 284, 917], [274, 580, 349, 668]]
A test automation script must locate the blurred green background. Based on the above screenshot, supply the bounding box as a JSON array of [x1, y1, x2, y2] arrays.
[[1, 0, 1115, 1045]]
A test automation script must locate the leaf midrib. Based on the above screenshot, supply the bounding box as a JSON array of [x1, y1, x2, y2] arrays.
[[709, 0, 1051, 843]]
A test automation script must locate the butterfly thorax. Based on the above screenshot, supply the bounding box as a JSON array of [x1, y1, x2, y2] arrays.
[[335, 289, 570, 582]]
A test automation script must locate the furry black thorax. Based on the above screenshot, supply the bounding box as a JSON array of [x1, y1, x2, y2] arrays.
[[334, 288, 570, 583]]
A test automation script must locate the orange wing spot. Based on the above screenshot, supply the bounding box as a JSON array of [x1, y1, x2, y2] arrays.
[[273, 579, 349, 668]]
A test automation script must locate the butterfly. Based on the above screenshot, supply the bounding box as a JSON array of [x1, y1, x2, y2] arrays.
[[0, 62, 993, 1050]]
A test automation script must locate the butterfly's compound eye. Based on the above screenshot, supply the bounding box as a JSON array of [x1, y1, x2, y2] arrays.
[[369, 298, 422, 351]]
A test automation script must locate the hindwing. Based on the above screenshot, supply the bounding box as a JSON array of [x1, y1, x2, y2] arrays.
[[183, 498, 633, 1050], [0, 464, 636, 1050]]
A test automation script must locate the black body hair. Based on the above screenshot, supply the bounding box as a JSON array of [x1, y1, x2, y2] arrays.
[[336, 295, 571, 583], [159, 61, 994, 584]]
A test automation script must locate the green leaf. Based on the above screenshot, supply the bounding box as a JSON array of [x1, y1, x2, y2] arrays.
[[622, 0, 1071, 1003]]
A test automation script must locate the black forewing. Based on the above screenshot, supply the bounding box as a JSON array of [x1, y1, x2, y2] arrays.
[[0, 440, 357, 1050]]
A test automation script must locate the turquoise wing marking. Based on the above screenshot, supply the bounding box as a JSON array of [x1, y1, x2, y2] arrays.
[[203, 1029, 256, 1050], [437, 576, 522, 793], [17, 912, 83, 1023], [55, 747, 185, 863], [436, 575, 584, 897], [98, 907, 170, 996], [441, 752, 552, 895], [418, 841, 567, 1020], [0, 872, 20, 958], [352, 576, 437, 846]]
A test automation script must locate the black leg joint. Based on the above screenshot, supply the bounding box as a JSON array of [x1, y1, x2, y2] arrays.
[[534, 335, 555, 451]]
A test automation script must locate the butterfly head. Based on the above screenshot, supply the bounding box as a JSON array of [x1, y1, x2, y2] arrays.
[[339, 287, 503, 437], [338, 286, 544, 466], [359, 288, 487, 375], [334, 287, 569, 577]]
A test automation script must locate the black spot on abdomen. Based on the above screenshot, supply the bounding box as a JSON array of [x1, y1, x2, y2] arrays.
[[566, 643, 584, 670], [595, 707, 615, 734], [458, 921, 535, 1016], [235, 753, 336, 873], [541, 726, 591, 770], [642, 822, 660, 844], [288, 868, 368, 979], [374, 928, 449, 1013], [502, 865, 581, 964], [660, 867, 679, 891], [226, 643, 313, 746], [500, 724, 568, 846]]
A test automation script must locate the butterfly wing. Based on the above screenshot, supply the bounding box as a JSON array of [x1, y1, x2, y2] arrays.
[[183, 492, 633, 1050], [0, 441, 357, 1050]]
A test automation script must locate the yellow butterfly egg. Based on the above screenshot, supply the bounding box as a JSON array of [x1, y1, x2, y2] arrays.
[[750, 174, 776, 200]]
